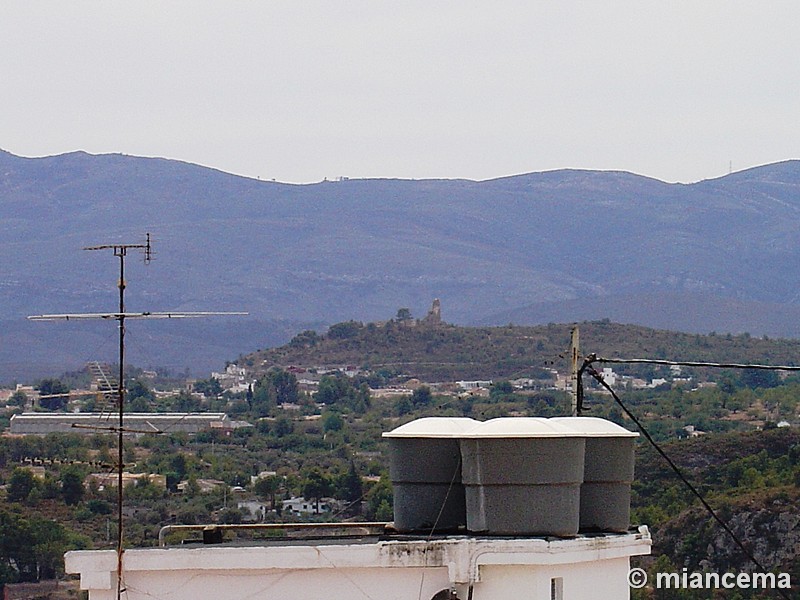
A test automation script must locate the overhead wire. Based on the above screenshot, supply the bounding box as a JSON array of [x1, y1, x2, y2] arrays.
[[595, 356, 800, 372], [417, 457, 463, 600], [579, 356, 794, 600]]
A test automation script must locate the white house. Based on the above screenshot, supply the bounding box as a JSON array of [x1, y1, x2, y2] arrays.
[[456, 380, 492, 390], [209, 363, 250, 392], [282, 496, 333, 515], [237, 500, 268, 522], [600, 367, 617, 387]]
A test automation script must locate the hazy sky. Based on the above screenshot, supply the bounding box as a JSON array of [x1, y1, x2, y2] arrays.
[[2, 2, 798, 184]]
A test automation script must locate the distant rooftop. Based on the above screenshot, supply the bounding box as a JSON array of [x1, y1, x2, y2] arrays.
[[8, 412, 233, 435]]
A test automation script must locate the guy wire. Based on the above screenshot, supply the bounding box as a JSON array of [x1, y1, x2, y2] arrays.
[[580, 358, 793, 600]]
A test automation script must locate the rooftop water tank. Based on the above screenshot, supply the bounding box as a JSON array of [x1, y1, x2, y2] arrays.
[[460, 417, 585, 536], [553, 417, 638, 533], [383, 417, 479, 533]]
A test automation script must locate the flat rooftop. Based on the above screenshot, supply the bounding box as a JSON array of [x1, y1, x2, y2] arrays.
[[67, 528, 652, 597]]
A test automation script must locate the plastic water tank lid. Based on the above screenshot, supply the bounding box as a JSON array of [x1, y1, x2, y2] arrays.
[[460, 417, 585, 438], [551, 417, 639, 437], [382, 416, 481, 438]]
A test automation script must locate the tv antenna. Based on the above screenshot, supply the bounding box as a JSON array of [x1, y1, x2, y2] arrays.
[[28, 233, 246, 599]]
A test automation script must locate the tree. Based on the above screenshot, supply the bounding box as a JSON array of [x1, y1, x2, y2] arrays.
[[37, 379, 69, 410], [266, 369, 299, 405], [86, 499, 112, 515], [254, 475, 281, 510], [374, 499, 393, 522], [411, 386, 432, 406], [60, 467, 84, 506], [289, 329, 320, 348], [218, 507, 244, 524], [128, 395, 152, 412], [0, 510, 73, 584], [489, 380, 514, 402], [315, 375, 350, 405], [250, 378, 275, 417], [171, 391, 201, 412], [394, 396, 413, 416], [365, 476, 393, 521], [353, 383, 371, 413], [336, 461, 363, 510], [327, 321, 363, 339], [301, 468, 332, 514], [128, 378, 154, 401], [315, 375, 371, 413], [8, 391, 27, 408], [185, 475, 201, 498], [322, 411, 344, 433], [739, 368, 780, 390], [251, 370, 298, 416], [273, 415, 294, 437], [395, 308, 413, 322], [165, 472, 182, 493], [194, 377, 223, 398], [6, 468, 37, 503], [717, 373, 738, 395], [170, 453, 188, 480], [127, 379, 155, 410]]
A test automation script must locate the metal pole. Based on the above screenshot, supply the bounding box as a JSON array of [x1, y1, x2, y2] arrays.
[[26, 233, 244, 600], [570, 325, 580, 417], [32, 237, 146, 599], [116, 248, 126, 598]]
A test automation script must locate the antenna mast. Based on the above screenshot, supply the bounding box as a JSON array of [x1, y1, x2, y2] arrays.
[[29, 233, 245, 599], [82, 234, 152, 596]]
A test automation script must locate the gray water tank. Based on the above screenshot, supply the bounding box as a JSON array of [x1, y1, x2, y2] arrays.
[[553, 417, 638, 532], [460, 418, 585, 536], [382, 417, 479, 533]]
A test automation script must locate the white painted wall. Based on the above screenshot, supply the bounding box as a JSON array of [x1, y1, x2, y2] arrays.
[[67, 532, 651, 600]]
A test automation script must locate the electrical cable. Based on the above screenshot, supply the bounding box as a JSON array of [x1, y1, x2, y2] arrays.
[[417, 453, 463, 600], [576, 353, 800, 416], [581, 361, 793, 600], [595, 356, 800, 371], [427, 457, 461, 539]]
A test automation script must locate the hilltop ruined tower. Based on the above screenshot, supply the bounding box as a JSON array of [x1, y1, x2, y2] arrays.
[[422, 298, 442, 326]]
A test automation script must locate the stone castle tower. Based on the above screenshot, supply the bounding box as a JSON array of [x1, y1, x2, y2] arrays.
[[422, 298, 442, 326]]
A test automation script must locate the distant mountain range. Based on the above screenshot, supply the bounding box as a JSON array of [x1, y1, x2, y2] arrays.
[[3, 149, 800, 381]]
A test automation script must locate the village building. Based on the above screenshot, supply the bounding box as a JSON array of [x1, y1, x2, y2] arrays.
[[282, 496, 334, 515], [86, 472, 167, 491]]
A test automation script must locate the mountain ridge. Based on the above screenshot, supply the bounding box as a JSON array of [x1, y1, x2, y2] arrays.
[[3, 150, 800, 380]]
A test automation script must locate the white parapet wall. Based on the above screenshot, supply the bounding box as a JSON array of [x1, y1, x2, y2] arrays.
[[66, 530, 651, 600]]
